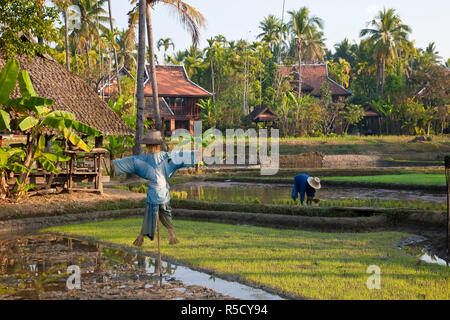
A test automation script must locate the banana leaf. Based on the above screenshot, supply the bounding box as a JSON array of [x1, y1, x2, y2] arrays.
[[18, 116, 38, 131], [0, 109, 11, 131], [0, 59, 19, 105], [63, 128, 90, 152], [18, 70, 37, 97], [37, 156, 58, 173]]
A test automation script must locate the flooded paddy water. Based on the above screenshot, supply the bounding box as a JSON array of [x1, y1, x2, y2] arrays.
[[0, 234, 283, 300], [171, 181, 445, 204]]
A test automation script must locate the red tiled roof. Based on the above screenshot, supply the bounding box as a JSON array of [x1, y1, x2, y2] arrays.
[[279, 64, 351, 96], [144, 65, 211, 98], [103, 65, 212, 98]]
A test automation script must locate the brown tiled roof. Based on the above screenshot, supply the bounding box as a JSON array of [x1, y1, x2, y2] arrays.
[[103, 65, 212, 98], [279, 64, 351, 97], [144, 65, 212, 98], [0, 54, 133, 136]]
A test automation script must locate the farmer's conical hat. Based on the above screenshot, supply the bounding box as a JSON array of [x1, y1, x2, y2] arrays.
[[307, 176, 321, 190], [137, 129, 164, 145]]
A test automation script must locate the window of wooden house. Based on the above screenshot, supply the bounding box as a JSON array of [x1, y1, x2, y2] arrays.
[[175, 97, 186, 107]]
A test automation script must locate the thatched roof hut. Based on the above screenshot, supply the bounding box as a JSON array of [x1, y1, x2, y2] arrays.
[[0, 53, 133, 136]]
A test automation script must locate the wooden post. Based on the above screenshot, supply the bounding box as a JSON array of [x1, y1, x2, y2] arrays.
[[98, 153, 103, 195], [67, 153, 74, 193], [170, 119, 175, 132], [189, 119, 194, 135], [95, 136, 103, 148]]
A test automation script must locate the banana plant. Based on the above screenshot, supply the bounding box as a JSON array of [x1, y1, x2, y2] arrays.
[[0, 147, 26, 199], [104, 135, 128, 176], [0, 59, 101, 198]]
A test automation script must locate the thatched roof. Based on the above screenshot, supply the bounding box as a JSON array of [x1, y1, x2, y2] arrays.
[[0, 53, 133, 136], [247, 106, 278, 122]]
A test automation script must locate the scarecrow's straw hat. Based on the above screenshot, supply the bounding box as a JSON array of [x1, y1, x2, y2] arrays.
[[137, 129, 164, 145], [307, 176, 321, 190]]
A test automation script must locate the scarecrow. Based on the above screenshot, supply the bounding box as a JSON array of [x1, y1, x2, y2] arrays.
[[291, 174, 321, 205], [113, 129, 195, 247]]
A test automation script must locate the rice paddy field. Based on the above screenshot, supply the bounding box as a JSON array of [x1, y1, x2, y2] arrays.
[[322, 174, 445, 185], [44, 219, 450, 300]]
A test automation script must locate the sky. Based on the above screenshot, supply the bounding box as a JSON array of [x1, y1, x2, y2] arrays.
[[105, 0, 450, 62]]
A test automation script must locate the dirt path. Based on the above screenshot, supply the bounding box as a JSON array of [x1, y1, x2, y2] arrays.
[[0, 188, 146, 221]]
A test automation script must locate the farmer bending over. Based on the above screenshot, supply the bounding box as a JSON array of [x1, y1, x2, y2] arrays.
[[291, 174, 321, 205], [113, 129, 195, 247]]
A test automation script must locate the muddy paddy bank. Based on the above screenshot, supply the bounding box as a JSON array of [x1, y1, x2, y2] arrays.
[[0, 234, 283, 300]]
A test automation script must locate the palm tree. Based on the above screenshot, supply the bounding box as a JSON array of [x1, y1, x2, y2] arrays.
[[129, 0, 205, 132], [133, 0, 147, 156], [69, 0, 109, 81], [52, 0, 72, 71], [204, 38, 219, 102], [107, 0, 121, 95], [157, 37, 175, 63], [117, 29, 137, 69], [360, 8, 411, 97], [302, 26, 326, 63], [333, 38, 356, 66], [423, 42, 442, 64], [288, 7, 324, 98], [257, 15, 283, 50]]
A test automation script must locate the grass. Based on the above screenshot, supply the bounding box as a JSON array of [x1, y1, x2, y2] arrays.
[[278, 135, 450, 156], [44, 219, 450, 300], [323, 174, 445, 185]]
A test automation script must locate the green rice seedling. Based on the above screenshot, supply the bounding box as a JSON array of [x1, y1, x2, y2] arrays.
[[253, 197, 261, 204]]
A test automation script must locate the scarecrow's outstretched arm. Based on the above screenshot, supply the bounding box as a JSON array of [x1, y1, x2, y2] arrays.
[[113, 156, 155, 180], [166, 151, 196, 178]]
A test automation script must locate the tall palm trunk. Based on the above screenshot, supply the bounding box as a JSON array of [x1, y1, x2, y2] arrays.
[[107, 0, 121, 96], [133, 0, 147, 156], [64, 7, 70, 71], [146, 3, 162, 132], [297, 39, 303, 99], [380, 57, 386, 98], [85, 43, 91, 82], [210, 58, 215, 103]]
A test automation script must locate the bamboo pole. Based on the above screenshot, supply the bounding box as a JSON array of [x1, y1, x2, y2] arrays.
[[445, 156, 449, 266], [157, 212, 162, 285]]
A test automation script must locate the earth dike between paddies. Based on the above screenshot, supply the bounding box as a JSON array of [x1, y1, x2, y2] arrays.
[[0, 198, 445, 236]]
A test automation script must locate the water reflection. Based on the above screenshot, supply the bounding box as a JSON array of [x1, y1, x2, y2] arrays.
[[171, 181, 445, 204], [0, 234, 283, 300]]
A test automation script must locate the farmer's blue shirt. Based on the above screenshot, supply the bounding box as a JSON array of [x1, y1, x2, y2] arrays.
[[291, 174, 316, 204], [113, 151, 195, 204]]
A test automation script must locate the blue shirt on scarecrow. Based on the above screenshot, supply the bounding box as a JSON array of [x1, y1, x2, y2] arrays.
[[112, 129, 196, 246], [291, 174, 320, 204]]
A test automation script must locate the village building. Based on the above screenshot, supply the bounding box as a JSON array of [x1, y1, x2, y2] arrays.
[[0, 48, 133, 194], [278, 64, 352, 101], [246, 106, 278, 128], [102, 65, 212, 135], [278, 64, 387, 135]]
